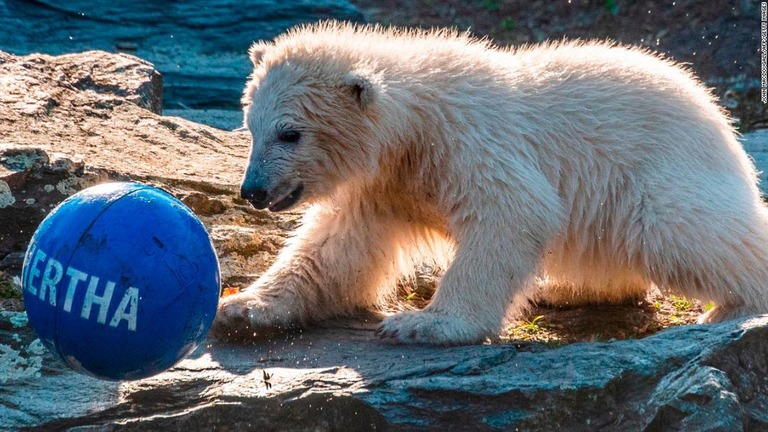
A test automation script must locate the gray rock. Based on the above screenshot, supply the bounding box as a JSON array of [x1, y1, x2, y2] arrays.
[[0, 0, 363, 118], [54, 50, 164, 114], [2, 310, 768, 431], [180, 190, 230, 216]]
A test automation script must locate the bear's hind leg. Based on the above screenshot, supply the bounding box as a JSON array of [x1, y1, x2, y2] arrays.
[[378, 169, 565, 345], [642, 204, 768, 324]]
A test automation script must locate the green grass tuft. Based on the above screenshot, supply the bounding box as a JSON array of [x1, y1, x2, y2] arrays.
[[516, 315, 545, 335]]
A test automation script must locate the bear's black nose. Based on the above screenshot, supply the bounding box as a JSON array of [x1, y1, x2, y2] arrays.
[[241, 186, 269, 208]]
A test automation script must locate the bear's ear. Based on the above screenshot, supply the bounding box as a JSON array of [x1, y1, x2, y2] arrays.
[[343, 70, 381, 108], [249, 42, 272, 66]]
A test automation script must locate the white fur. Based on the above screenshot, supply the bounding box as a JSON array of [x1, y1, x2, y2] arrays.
[[213, 22, 768, 345]]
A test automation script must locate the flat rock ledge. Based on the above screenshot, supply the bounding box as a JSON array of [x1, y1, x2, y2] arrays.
[[2, 312, 768, 431]]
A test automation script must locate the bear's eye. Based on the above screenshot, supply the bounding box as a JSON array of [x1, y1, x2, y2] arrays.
[[277, 129, 301, 143]]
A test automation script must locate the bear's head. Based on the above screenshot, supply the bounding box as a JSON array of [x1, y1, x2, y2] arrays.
[[239, 40, 385, 212]]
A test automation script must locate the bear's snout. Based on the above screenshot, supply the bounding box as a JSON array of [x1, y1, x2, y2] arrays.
[[241, 183, 304, 212], [241, 186, 269, 209]]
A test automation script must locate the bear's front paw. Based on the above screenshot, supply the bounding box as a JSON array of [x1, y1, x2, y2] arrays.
[[210, 291, 297, 341], [376, 310, 489, 346]]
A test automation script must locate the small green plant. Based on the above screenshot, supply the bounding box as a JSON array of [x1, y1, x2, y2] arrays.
[[604, 0, 618, 15], [500, 17, 515, 32], [653, 301, 662, 311], [669, 295, 692, 311], [668, 315, 683, 325], [404, 292, 418, 301], [704, 301, 715, 312], [516, 315, 545, 335]]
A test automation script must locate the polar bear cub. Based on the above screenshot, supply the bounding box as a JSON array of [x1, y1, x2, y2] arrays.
[[213, 21, 768, 345]]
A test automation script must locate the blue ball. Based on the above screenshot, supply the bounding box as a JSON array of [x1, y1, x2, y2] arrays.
[[21, 182, 220, 381]]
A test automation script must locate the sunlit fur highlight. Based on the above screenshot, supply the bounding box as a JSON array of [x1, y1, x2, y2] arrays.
[[214, 21, 768, 345]]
